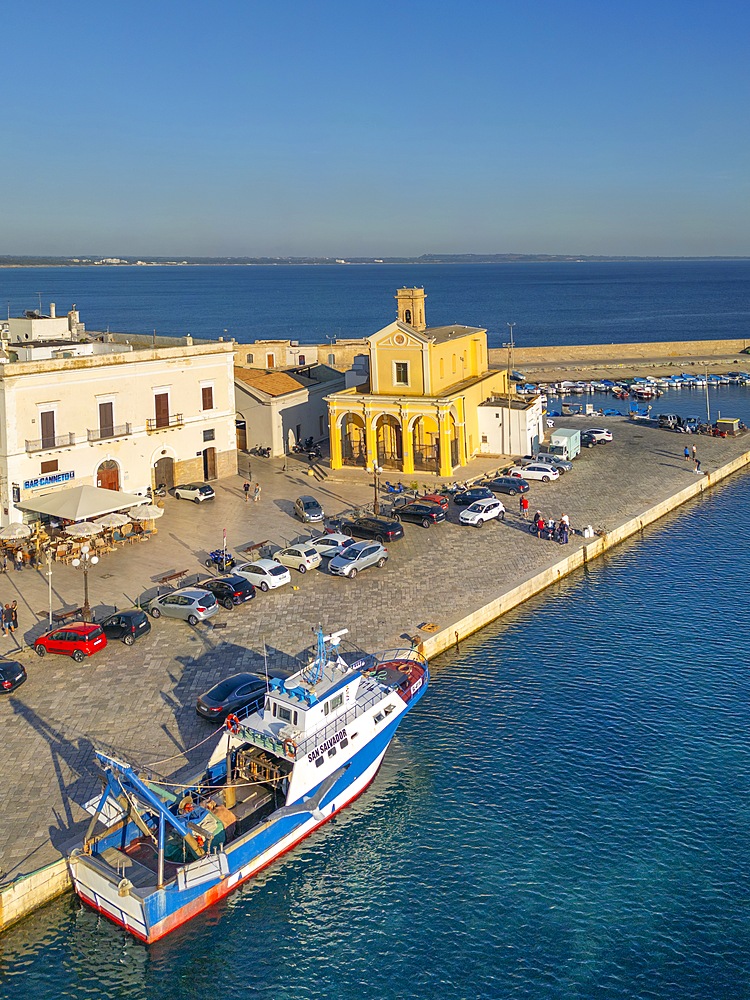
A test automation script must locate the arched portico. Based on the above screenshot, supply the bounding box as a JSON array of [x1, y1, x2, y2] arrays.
[[409, 414, 440, 473], [375, 414, 403, 469], [340, 412, 367, 467]]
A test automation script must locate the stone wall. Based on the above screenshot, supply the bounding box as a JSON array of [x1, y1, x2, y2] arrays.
[[488, 338, 750, 369], [0, 859, 71, 933]]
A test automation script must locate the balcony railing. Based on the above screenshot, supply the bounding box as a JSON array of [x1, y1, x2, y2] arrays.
[[87, 423, 133, 442], [25, 432, 76, 453], [146, 413, 184, 432]]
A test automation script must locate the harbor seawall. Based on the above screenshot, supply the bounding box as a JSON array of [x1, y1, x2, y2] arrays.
[[488, 337, 750, 368], [3, 443, 750, 934]]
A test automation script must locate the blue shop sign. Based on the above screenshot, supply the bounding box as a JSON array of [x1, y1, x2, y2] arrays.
[[23, 471, 76, 491]]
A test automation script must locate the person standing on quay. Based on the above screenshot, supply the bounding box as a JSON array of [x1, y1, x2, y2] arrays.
[[253, 483, 261, 503], [692, 444, 697, 461], [243, 480, 250, 503], [684, 445, 690, 461], [519, 495, 529, 519], [10, 600, 18, 633], [2, 604, 14, 636]]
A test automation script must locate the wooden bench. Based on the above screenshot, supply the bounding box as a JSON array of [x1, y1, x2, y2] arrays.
[[51, 607, 83, 624], [156, 569, 190, 586]]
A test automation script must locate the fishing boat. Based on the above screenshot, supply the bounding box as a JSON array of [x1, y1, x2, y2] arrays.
[[68, 628, 428, 942]]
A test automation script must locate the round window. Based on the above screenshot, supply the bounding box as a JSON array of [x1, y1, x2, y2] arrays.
[[393, 333, 407, 346]]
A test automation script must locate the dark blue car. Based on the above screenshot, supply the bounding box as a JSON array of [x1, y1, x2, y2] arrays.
[[453, 486, 494, 506]]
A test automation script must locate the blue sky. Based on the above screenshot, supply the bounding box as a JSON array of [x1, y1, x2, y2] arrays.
[[3, 1, 749, 256]]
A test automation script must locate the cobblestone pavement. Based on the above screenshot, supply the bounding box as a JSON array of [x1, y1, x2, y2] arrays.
[[1, 417, 748, 881]]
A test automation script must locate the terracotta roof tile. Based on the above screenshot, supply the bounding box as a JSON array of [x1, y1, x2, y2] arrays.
[[234, 368, 305, 396]]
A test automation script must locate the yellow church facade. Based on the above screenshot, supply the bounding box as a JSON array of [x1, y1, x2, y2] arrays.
[[326, 288, 509, 477]]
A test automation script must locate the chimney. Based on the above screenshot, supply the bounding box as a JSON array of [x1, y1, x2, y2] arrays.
[[49, 302, 56, 318]]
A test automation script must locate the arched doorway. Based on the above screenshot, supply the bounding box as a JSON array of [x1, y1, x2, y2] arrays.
[[202, 447, 217, 481], [411, 415, 440, 472], [341, 413, 366, 467], [236, 419, 247, 452], [154, 456, 175, 489], [448, 412, 460, 468], [375, 414, 403, 470], [96, 460, 120, 491]]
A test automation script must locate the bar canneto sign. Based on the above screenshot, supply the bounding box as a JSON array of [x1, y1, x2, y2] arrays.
[[22, 470, 75, 491]]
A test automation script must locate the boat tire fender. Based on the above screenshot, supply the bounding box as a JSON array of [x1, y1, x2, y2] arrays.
[[226, 713, 241, 734], [283, 738, 297, 759]]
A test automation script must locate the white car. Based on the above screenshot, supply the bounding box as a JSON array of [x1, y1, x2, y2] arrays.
[[584, 428, 613, 443], [459, 497, 505, 527], [309, 533, 356, 560], [273, 545, 322, 574], [233, 559, 291, 592], [508, 463, 560, 483], [173, 483, 216, 503]]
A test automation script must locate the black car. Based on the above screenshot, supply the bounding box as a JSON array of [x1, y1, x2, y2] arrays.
[[393, 502, 446, 528], [198, 574, 256, 609], [580, 431, 597, 448], [486, 476, 530, 495], [196, 672, 267, 721], [336, 515, 404, 543], [100, 609, 152, 646], [0, 660, 27, 693], [453, 486, 494, 506]]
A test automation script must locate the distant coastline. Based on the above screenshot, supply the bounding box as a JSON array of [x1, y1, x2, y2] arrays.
[[2, 253, 750, 268]]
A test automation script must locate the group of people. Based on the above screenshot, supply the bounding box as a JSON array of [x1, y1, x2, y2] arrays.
[[518, 495, 571, 543], [0, 548, 36, 572], [242, 481, 262, 503], [533, 509, 571, 544], [2, 600, 19, 637], [683, 444, 702, 473]]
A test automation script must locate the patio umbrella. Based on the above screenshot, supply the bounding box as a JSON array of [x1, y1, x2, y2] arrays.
[[0, 522, 32, 540], [130, 505, 164, 522], [95, 512, 131, 529], [65, 521, 104, 539]]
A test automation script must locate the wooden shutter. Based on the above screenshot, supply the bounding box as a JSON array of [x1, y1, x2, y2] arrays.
[[202, 386, 214, 410], [99, 402, 114, 437], [154, 393, 169, 428], [40, 410, 56, 447]]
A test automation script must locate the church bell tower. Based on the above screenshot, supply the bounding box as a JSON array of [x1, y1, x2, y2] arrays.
[[395, 287, 426, 332]]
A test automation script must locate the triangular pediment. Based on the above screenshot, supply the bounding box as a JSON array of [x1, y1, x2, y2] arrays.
[[368, 320, 429, 350]]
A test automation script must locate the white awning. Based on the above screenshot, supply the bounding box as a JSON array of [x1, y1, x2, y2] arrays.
[[16, 485, 149, 521]]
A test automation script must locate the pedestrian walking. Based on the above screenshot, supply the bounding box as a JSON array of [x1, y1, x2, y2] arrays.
[[14, 549, 23, 571], [243, 480, 250, 503], [10, 600, 18, 632], [0, 553, 6, 573], [253, 483, 261, 503], [2, 604, 14, 635], [692, 444, 697, 460], [519, 495, 529, 518], [684, 446, 690, 461]]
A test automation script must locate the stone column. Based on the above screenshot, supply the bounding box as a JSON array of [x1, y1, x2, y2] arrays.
[[329, 409, 343, 469], [400, 409, 415, 475], [437, 408, 454, 477], [364, 409, 378, 468]]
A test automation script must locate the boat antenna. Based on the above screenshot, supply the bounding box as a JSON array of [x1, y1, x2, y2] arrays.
[[263, 639, 270, 691]]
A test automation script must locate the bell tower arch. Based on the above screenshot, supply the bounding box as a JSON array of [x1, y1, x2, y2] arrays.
[[395, 287, 426, 332]]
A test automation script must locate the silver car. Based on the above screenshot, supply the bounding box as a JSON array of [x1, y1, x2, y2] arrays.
[[147, 587, 219, 625], [294, 495, 325, 522], [329, 540, 388, 579], [309, 532, 356, 559]]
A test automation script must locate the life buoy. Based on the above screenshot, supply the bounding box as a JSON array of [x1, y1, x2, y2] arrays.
[[225, 713, 241, 734], [283, 738, 297, 759]]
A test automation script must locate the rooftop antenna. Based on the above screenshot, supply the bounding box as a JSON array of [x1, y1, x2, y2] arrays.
[[263, 639, 270, 691], [37, 292, 43, 314]]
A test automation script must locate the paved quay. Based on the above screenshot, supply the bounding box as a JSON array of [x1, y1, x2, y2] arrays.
[[1, 417, 749, 908]]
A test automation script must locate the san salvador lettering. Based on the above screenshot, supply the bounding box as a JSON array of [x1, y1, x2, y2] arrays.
[[307, 728, 347, 763]]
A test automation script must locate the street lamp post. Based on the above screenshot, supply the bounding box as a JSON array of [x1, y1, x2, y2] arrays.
[[369, 465, 383, 515], [71, 544, 99, 622], [504, 322, 516, 456]]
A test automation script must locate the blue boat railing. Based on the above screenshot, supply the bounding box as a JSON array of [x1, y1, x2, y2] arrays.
[[234, 647, 427, 761]]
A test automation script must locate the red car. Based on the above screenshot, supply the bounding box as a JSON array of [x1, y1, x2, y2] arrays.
[[34, 623, 108, 662], [419, 493, 450, 511]]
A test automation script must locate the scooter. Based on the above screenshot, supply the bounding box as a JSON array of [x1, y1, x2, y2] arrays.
[[147, 483, 167, 499], [252, 445, 271, 458]]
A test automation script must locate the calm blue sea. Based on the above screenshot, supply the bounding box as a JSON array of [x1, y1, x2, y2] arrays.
[[2, 267, 750, 999], [1, 260, 749, 348]]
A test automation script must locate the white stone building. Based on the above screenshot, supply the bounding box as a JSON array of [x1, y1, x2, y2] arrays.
[[0, 308, 237, 525]]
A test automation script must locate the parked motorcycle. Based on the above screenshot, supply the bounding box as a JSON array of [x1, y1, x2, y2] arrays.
[[147, 482, 167, 498], [205, 549, 236, 571], [252, 445, 271, 458]]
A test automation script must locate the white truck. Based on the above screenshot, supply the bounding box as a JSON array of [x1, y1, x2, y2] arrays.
[[548, 427, 581, 460]]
